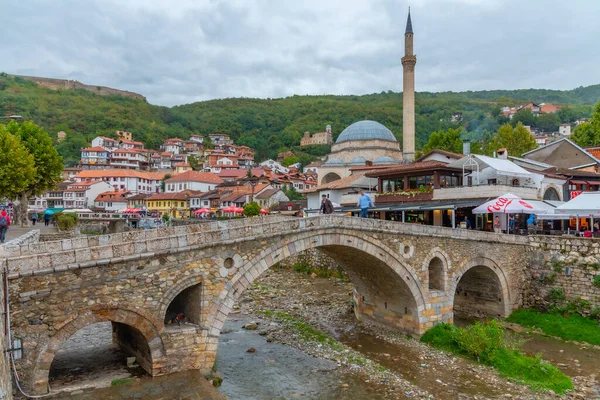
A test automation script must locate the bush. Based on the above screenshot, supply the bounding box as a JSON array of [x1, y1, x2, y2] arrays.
[[593, 275, 600, 288], [548, 288, 565, 301], [243, 202, 260, 217], [55, 213, 78, 231], [454, 320, 506, 362]]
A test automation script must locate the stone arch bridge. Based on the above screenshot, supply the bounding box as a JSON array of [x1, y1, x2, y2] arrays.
[[1, 215, 533, 394]]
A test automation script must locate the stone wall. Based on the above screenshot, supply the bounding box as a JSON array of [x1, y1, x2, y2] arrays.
[[0, 263, 13, 400], [277, 248, 341, 271], [39, 231, 75, 242], [525, 236, 600, 313]]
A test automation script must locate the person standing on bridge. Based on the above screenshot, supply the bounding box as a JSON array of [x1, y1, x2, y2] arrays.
[[0, 209, 11, 243], [493, 215, 501, 234], [357, 189, 374, 218], [320, 194, 334, 215], [43, 212, 51, 226]]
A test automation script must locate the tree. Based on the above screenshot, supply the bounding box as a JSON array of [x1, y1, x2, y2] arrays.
[[6, 121, 63, 226], [491, 123, 537, 157], [422, 127, 464, 154], [187, 154, 204, 171], [0, 125, 36, 201], [536, 113, 560, 133], [203, 136, 214, 150], [243, 201, 260, 217], [281, 156, 299, 167], [282, 184, 305, 201], [161, 173, 172, 192], [570, 101, 600, 147], [55, 133, 89, 167], [510, 108, 535, 127]]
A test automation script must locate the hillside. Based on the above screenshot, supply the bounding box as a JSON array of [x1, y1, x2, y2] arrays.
[[0, 73, 598, 164]]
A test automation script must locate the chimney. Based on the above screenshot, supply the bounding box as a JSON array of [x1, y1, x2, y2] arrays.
[[462, 140, 471, 156], [497, 148, 508, 160]]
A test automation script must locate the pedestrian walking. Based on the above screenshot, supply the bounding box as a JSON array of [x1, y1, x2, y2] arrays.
[[493, 215, 501, 234], [357, 189, 374, 218], [320, 194, 334, 214], [31, 212, 38, 226], [0, 209, 11, 243], [44, 212, 51, 226]]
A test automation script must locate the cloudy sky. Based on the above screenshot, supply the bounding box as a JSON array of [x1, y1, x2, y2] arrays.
[[2, 0, 599, 106]]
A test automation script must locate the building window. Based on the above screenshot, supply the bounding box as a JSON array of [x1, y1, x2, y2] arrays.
[[382, 179, 404, 192], [408, 175, 433, 190], [440, 175, 459, 188]]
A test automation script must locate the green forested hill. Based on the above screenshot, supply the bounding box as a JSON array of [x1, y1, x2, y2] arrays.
[[0, 73, 597, 164]]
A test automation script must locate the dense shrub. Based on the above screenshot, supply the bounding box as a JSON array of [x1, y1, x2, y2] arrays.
[[421, 321, 573, 394], [243, 202, 260, 217], [55, 213, 78, 231]]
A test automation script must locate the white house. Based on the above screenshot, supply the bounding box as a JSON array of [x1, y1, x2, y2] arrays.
[[64, 181, 114, 209], [260, 159, 289, 173], [91, 136, 119, 151], [164, 170, 224, 193], [94, 190, 130, 212], [73, 170, 166, 194], [559, 124, 571, 136]]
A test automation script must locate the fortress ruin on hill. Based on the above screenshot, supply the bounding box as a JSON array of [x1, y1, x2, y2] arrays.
[[8, 74, 146, 101]]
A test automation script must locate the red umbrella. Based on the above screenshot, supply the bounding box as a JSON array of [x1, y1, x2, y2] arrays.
[[234, 207, 245, 213], [195, 208, 211, 214], [260, 208, 269, 214], [222, 206, 235, 213]]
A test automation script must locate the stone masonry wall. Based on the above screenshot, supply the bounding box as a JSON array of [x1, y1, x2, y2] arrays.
[[525, 236, 600, 313], [277, 248, 341, 271], [0, 263, 13, 400]]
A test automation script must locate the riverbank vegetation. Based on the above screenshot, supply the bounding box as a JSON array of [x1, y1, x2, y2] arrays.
[[506, 308, 600, 346], [421, 321, 573, 394]]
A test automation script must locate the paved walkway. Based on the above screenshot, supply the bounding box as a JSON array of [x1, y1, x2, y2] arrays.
[[4, 223, 57, 242]]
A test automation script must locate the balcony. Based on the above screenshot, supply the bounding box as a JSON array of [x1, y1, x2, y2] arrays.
[[433, 184, 539, 201], [375, 191, 433, 204]]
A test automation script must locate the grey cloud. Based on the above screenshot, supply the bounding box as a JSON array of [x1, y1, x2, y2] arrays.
[[1, 0, 598, 106]]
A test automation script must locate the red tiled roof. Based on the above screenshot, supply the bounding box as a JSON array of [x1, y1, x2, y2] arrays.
[[165, 170, 224, 184], [365, 161, 453, 177], [75, 170, 168, 180], [82, 146, 108, 152], [95, 191, 130, 201]]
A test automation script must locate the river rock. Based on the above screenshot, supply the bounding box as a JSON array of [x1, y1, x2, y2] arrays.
[[246, 347, 256, 353], [243, 322, 259, 330]]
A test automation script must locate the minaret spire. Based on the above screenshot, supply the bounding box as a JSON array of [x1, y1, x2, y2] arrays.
[[405, 7, 413, 34], [401, 8, 416, 162]]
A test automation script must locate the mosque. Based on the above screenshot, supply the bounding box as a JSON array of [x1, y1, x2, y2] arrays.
[[318, 10, 416, 184]]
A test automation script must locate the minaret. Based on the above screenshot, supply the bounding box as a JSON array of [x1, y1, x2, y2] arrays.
[[401, 8, 416, 162]]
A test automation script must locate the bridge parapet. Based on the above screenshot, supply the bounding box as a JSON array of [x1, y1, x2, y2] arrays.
[[3, 215, 532, 279]]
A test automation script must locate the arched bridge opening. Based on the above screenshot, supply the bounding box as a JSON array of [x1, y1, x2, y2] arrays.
[[31, 308, 165, 395], [451, 258, 511, 320], [208, 232, 427, 340]]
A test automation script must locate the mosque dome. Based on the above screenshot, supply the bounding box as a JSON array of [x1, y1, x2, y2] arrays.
[[374, 156, 398, 165], [324, 157, 344, 165], [349, 157, 367, 165], [335, 120, 397, 144]]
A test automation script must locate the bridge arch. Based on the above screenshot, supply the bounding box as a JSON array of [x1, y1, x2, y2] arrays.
[[449, 257, 511, 319], [159, 275, 205, 327], [207, 230, 427, 336], [420, 248, 451, 293], [31, 307, 166, 394]]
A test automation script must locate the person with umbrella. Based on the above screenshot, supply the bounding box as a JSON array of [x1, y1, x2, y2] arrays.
[[44, 210, 53, 226]]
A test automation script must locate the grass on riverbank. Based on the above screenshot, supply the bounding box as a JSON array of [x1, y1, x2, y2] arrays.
[[260, 310, 344, 351], [421, 321, 573, 395], [506, 308, 600, 345]]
